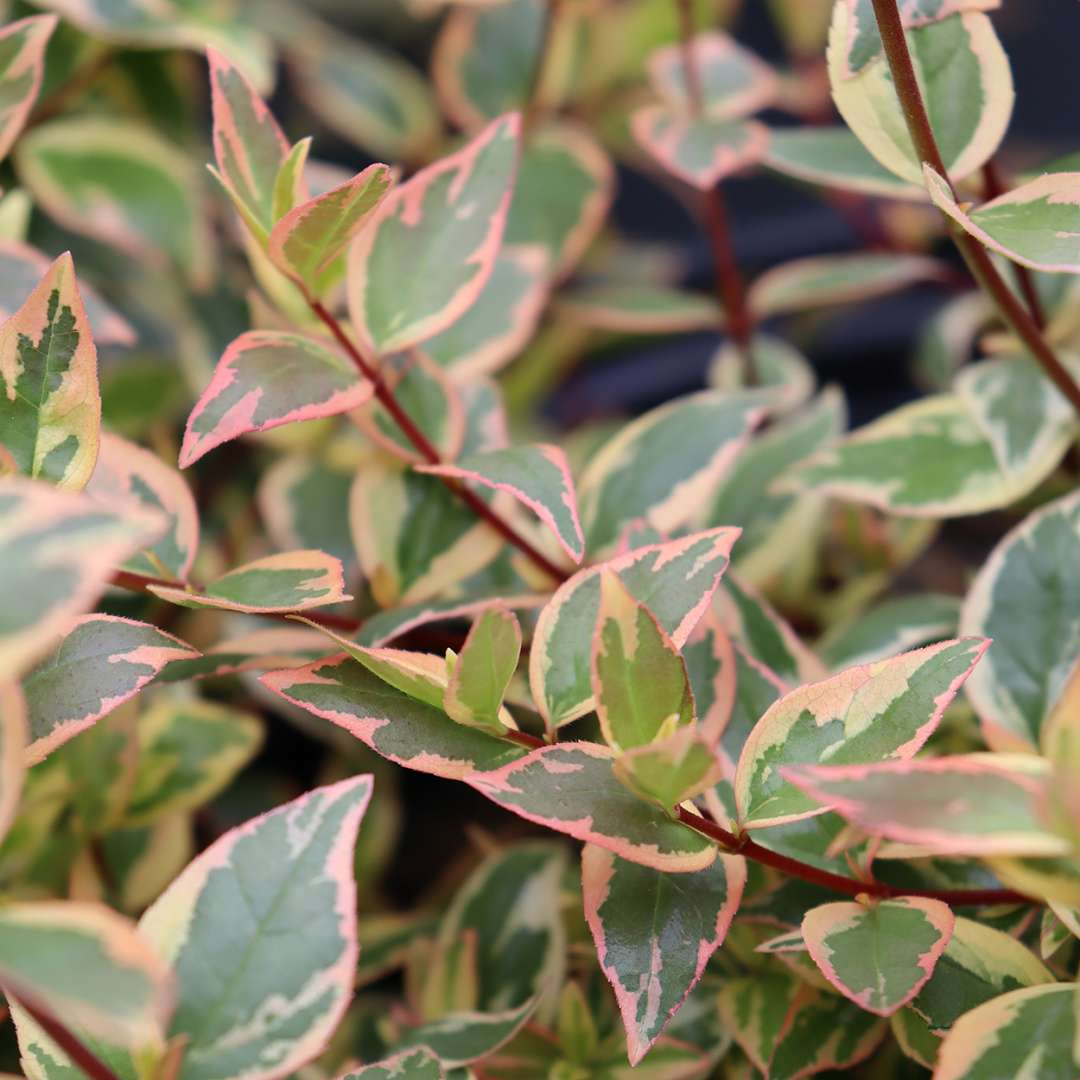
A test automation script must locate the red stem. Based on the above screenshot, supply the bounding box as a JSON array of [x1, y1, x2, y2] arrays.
[[13, 994, 122, 1080]]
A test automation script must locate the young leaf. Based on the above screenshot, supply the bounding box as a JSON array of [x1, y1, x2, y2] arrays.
[[88, 431, 199, 581], [262, 655, 525, 780], [268, 164, 394, 294], [0, 252, 100, 491], [180, 331, 373, 468], [927, 167, 1080, 274], [139, 777, 373, 1080], [1, 900, 171, 1046], [782, 754, 1067, 856], [207, 45, 289, 240], [0, 16, 57, 161], [338, 1048, 445, 1080], [613, 727, 724, 810], [557, 281, 723, 334], [444, 607, 522, 734], [582, 844, 745, 1064], [578, 391, 764, 553], [465, 742, 717, 872], [802, 898, 954, 1017], [419, 443, 584, 564], [734, 638, 988, 829], [0, 476, 163, 677], [149, 550, 350, 613], [530, 528, 741, 730], [21, 614, 198, 765], [960, 489, 1080, 751], [0, 682, 26, 845], [348, 114, 520, 355]]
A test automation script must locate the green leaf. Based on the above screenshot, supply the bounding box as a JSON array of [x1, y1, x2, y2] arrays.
[[578, 390, 764, 553], [927, 167, 1080, 274], [708, 334, 818, 416], [933, 984, 1079, 1080], [0, 476, 163, 678], [0, 253, 100, 490], [149, 549, 350, 613], [960, 489, 1080, 751], [419, 443, 584, 563], [530, 528, 740, 729], [124, 698, 263, 825], [613, 727, 723, 810], [180, 331, 373, 468], [17, 118, 212, 287], [782, 754, 1067, 856], [158, 626, 331, 683], [466, 742, 717, 872], [444, 607, 522, 734], [348, 114, 520, 355], [139, 777, 373, 1080], [262, 654, 525, 780], [828, 7, 1012, 185], [582, 844, 745, 1063], [734, 637, 988, 828], [21, 614, 197, 765], [802, 898, 954, 1016], [557, 281, 722, 334], [0, 683, 24, 851], [0, 15, 57, 162], [340, 1048, 445, 1080], [268, 164, 393, 295], [397, 999, 536, 1068], [3, 900, 170, 1046]]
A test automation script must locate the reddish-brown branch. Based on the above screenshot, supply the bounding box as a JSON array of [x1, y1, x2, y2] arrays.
[[870, 0, 1080, 419], [13, 994, 122, 1080], [308, 300, 570, 585]]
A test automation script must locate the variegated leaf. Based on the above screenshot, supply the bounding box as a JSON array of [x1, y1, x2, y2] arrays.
[[708, 335, 817, 416], [418, 443, 583, 563], [828, 6, 1013, 185], [465, 742, 717, 872], [648, 31, 777, 119], [578, 391, 764, 553], [348, 114, 520, 355], [207, 46, 289, 241], [338, 1048, 444, 1079], [0, 15, 57, 161], [22, 614, 197, 765], [933, 983, 1079, 1080], [613, 726, 723, 811], [802, 898, 954, 1017], [557, 282, 722, 334], [102, 815, 194, 914], [530, 528, 740, 730], [0, 253, 100, 490], [782, 754, 1067, 856], [396, 999, 535, 1068], [632, 108, 768, 190], [88, 431, 199, 581], [2, 900, 171, 1046], [17, 118, 212, 287], [960, 489, 1080, 751], [149, 550, 350, 613], [444, 607, 522, 734], [0, 476, 163, 678], [927, 167, 1080, 274], [159, 626, 329, 683], [180, 331, 373, 468], [268, 164, 393, 295], [582, 844, 744, 1063], [734, 638, 988, 828], [0, 682, 26, 845], [124, 699, 263, 825], [139, 777, 373, 1080], [262, 655, 525, 780]]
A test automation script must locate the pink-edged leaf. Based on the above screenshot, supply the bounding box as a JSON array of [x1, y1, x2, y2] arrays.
[[338, 1047, 444, 1079], [0, 476, 164, 678], [0, 682, 26, 845], [632, 108, 768, 190], [180, 331, 373, 467], [268, 163, 394, 294], [418, 443, 584, 563], [443, 606, 522, 734], [734, 637, 989, 829], [261, 653, 525, 780], [781, 754, 1068, 856], [87, 431, 199, 580], [139, 776, 373, 1079], [582, 844, 745, 1064], [207, 45, 289, 238], [465, 742, 717, 872], [348, 113, 521, 355], [158, 625, 332, 683], [149, 549, 350, 613], [0, 15, 56, 161], [0, 251, 100, 491], [802, 898, 954, 1017], [22, 614, 197, 765]]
